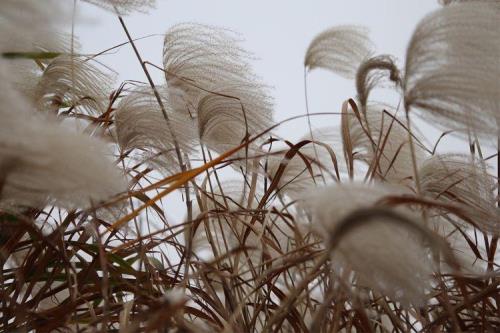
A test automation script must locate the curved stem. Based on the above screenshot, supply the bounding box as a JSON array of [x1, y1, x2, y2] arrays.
[[304, 67, 326, 184]]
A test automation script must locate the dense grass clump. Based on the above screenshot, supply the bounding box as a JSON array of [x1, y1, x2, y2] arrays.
[[1, 1, 499, 332]]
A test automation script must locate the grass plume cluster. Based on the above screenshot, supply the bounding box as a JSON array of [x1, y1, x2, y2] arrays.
[[1, 1, 499, 332]]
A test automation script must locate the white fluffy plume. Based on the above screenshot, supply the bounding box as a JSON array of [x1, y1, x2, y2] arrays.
[[196, 83, 273, 154], [404, 1, 500, 140], [114, 85, 197, 174], [0, 67, 125, 209], [438, 0, 494, 5], [163, 23, 273, 153], [163, 23, 254, 98], [0, 0, 71, 54], [302, 182, 434, 306], [355, 55, 401, 111], [82, 0, 156, 15], [305, 26, 374, 79], [34, 55, 114, 115], [419, 154, 498, 234]]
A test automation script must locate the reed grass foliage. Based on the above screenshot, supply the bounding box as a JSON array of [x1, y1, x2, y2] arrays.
[[305, 25, 374, 79], [302, 183, 435, 306], [0, 63, 125, 211], [0, 0, 71, 54], [82, 0, 156, 14], [163, 23, 273, 155], [404, 1, 500, 140], [34, 55, 115, 114], [114, 85, 197, 174], [1, 0, 500, 332]]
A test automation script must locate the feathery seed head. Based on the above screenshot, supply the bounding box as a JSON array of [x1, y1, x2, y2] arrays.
[[302, 182, 434, 306], [34, 55, 115, 115], [114, 85, 197, 174], [305, 25, 374, 79], [0, 69, 125, 209], [404, 1, 500, 141], [82, 0, 156, 15]]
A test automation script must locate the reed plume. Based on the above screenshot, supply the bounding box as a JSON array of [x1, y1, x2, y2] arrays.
[[82, 0, 156, 14], [0, 68, 125, 210], [163, 23, 273, 155], [0, 0, 70, 54], [34, 55, 114, 115], [1, 1, 500, 332], [404, 1, 500, 141], [114, 85, 197, 174], [355, 54, 401, 112], [302, 182, 434, 306], [305, 25, 374, 79], [419, 154, 498, 234]]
